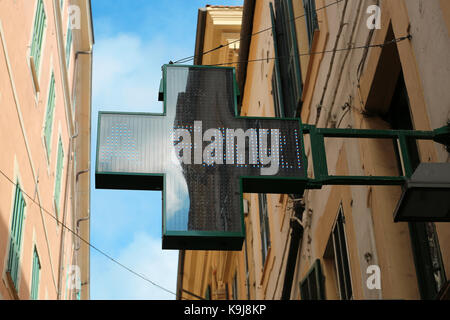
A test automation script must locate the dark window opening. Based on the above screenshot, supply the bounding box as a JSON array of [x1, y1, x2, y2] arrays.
[[270, 0, 303, 118], [303, 0, 319, 48], [383, 71, 447, 300], [205, 285, 211, 300], [259, 193, 271, 267], [299, 259, 325, 300], [272, 71, 283, 117], [232, 272, 238, 300], [324, 207, 352, 300]]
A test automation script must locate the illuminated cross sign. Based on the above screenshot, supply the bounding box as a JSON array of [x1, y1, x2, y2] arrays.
[[96, 65, 307, 250]]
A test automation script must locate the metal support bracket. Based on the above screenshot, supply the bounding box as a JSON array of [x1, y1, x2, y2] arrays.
[[302, 124, 450, 189]]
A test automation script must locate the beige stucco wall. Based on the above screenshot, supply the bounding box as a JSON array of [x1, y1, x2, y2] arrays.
[[180, 0, 450, 301], [292, 0, 450, 300]]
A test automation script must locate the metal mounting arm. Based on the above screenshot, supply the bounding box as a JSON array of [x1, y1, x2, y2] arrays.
[[302, 124, 450, 189]]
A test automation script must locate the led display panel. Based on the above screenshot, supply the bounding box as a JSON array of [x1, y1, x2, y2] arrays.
[[96, 65, 307, 250]]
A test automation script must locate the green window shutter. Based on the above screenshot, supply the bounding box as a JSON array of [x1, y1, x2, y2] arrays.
[[44, 72, 56, 156], [205, 285, 211, 300], [286, 0, 303, 113], [54, 137, 64, 216], [65, 23, 72, 68], [270, 2, 285, 118], [30, 247, 41, 300], [7, 183, 26, 289], [30, 0, 46, 75], [258, 194, 270, 266], [299, 259, 325, 300], [273, 0, 303, 118], [303, 0, 319, 47]]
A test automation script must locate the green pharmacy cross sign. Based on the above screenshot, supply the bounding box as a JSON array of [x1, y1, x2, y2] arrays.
[[96, 65, 308, 250]]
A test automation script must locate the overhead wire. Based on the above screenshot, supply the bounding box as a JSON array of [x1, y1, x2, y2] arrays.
[[172, 0, 345, 64], [205, 35, 411, 67], [0, 169, 181, 299]]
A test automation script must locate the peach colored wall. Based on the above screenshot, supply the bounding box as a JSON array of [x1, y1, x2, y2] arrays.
[[0, 0, 91, 300]]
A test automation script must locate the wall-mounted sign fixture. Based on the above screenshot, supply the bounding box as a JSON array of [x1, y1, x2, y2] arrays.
[[96, 65, 450, 251], [96, 65, 308, 250], [393, 163, 450, 222]]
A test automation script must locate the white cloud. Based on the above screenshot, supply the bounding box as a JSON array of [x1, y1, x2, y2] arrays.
[[91, 232, 179, 300], [92, 33, 167, 112], [93, 33, 191, 230]]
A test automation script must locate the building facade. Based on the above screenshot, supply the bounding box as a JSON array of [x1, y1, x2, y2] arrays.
[[0, 0, 93, 300], [177, 0, 450, 300]]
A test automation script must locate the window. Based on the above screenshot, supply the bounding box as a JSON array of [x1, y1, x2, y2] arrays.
[[65, 22, 72, 68], [270, 3, 284, 118], [205, 285, 212, 300], [30, 0, 46, 76], [270, 0, 303, 118], [54, 137, 64, 216], [299, 259, 325, 300], [383, 72, 447, 300], [303, 0, 319, 48], [324, 207, 352, 300], [271, 71, 283, 117], [258, 193, 270, 266], [30, 247, 41, 300], [44, 72, 56, 157], [244, 237, 251, 299], [7, 183, 26, 289], [232, 272, 238, 300]]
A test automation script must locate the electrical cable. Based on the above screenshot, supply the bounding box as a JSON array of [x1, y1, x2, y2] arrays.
[[205, 35, 411, 66], [172, 0, 345, 64], [0, 169, 181, 299]]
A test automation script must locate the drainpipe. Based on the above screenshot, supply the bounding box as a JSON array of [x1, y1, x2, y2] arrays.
[[75, 217, 90, 250], [76, 169, 90, 183], [57, 128, 78, 300], [73, 48, 93, 300], [73, 168, 90, 299], [75, 169, 90, 251]]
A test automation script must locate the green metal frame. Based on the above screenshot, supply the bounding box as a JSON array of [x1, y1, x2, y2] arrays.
[[159, 64, 309, 249], [303, 124, 450, 189]]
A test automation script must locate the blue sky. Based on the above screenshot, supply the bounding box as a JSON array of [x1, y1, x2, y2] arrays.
[[90, 0, 243, 300]]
